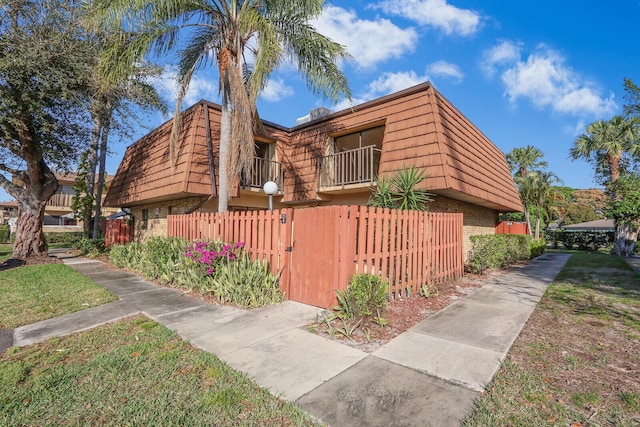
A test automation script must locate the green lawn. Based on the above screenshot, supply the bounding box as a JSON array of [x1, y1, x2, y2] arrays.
[[0, 261, 117, 329], [464, 252, 640, 426], [0, 243, 11, 263], [1, 316, 318, 426]]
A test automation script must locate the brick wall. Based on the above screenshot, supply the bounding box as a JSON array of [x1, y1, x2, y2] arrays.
[[430, 196, 498, 260], [130, 197, 203, 242]]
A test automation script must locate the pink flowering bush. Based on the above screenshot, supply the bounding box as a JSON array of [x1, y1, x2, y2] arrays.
[[185, 240, 246, 277], [111, 236, 282, 307]]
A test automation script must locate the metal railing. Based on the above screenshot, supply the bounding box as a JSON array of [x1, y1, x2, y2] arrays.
[[319, 145, 381, 188], [241, 157, 283, 189]]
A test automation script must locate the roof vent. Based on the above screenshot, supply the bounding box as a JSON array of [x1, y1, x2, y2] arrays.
[[296, 107, 332, 125]]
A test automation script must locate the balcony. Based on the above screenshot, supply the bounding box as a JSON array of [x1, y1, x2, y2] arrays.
[[240, 157, 283, 191], [46, 193, 74, 209], [318, 145, 381, 192]]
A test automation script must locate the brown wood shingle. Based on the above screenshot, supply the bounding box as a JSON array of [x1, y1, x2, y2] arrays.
[[104, 83, 522, 213]]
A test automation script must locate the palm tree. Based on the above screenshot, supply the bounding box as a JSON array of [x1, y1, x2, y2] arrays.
[[90, 0, 351, 212], [570, 116, 639, 185], [570, 115, 640, 255], [506, 145, 547, 236], [506, 145, 547, 177], [529, 171, 561, 239]]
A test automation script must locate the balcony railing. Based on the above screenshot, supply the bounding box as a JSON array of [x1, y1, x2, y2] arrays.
[[241, 157, 283, 190], [319, 145, 381, 189], [46, 193, 74, 208]]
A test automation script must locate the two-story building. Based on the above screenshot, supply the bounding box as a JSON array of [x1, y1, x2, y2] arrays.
[[104, 82, 522, 256]]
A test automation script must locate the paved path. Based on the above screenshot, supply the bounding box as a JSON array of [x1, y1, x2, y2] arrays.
[[4, 252, 570, 426]]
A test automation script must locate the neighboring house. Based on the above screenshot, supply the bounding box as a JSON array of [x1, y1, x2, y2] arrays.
[[0, 200, 18, 226], [104, 82, 522, 255], [561, 219, 614, 232], [8, 173, 118, 232]]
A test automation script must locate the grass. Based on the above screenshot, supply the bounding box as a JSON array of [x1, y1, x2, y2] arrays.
[[464, 251, 640, 426], [0, 243, 11, 262], [0, 262, 117, 329], [0, 315, 318, 426]]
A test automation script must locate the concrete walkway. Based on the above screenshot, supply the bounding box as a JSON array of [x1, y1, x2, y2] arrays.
[[4, 252, 570, 426]]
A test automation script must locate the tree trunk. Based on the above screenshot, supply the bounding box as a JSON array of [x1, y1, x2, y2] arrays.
[[83, 114, 101, 237], [535, 215, 541, 240], [92, 118, 110, 239], [523, 204, 533, 237], [13, 200, 49, 258], [218, 83, 232, 213], [613, 221, 638, 257]]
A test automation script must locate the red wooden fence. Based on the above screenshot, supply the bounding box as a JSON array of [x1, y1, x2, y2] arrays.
[[104, 219, 132, 248], [496, 221, 529, 235], [168, 209, 293, 295], [167, 206, 464, 308]]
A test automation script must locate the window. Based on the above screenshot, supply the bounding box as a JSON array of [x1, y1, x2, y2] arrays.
[[141, 209, 148, 230], [334, 125, 384, 152]]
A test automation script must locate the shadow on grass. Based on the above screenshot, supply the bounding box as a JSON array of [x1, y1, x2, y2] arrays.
[[0, 259, 26, 271], [544, 252, 640, 327]]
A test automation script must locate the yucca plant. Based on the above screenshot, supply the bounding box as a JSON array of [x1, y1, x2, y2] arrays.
[[368, 166, 433, 211]]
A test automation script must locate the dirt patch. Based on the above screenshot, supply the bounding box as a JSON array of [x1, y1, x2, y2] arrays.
[[306, 270, 509, 353]]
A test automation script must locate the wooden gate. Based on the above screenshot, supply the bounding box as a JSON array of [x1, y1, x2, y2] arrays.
[[288, 206, 353, 308]]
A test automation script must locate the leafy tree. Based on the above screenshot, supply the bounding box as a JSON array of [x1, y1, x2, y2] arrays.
[[570, 115, 640, 255], [606, 173, 640, 256], [368, 166, 433, 211], [81, 30, 166, 239], [623, 77, 640, 118], [90, 0, 351, 213], [0, 0, 92, 257]]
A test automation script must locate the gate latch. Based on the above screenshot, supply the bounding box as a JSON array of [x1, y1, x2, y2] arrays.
[[285, 246, 293, 252]]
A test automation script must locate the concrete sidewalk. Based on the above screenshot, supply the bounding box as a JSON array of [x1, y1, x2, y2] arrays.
[[5, 252, 570, 426]]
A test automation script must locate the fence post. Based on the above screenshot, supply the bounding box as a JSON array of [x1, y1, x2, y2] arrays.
[[278, 208, 293, 298]]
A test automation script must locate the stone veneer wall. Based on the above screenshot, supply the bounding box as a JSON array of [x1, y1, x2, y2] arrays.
[[429, 196, 498, 260], [130, 197, 203, 242]]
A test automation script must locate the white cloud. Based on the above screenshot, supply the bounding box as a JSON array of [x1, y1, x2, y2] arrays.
[[481, 39, 522, 76], [313, 5, 418, 68], [484, 41, 617, 117], [426, 60, 463, 83], [332, 71, 429, 111], [260, 78, 294, 102], [149, 66, 218, 108], [372, 0, 482, 36]]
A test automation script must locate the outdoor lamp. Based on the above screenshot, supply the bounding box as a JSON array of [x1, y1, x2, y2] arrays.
[[262, 181, 278, 211]]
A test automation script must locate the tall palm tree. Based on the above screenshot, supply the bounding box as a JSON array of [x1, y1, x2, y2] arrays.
[[506, 145, 547, 236], [506, 145, 547, 177], [570, 116, 639, 185], [571, 115, 640, 255], [529, 171, 561, 239], [90, 0, 351, 212]]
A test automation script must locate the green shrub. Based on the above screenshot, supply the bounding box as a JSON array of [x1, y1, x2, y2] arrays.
[[544, 230, 613, 251], [529, 238, 546, 258], [0, 225, 9, 243], [75, 237, 106, 257], [44, 232, 83, 246], [206, 252, 284, 308], [468, 234, 538, 274], [335, 274, 388, 320]]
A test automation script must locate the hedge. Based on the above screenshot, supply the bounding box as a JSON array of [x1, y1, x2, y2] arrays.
[[467, 234, 545, 275]]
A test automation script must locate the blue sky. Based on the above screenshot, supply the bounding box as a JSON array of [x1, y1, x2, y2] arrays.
[[2, 0, 639, 202]]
